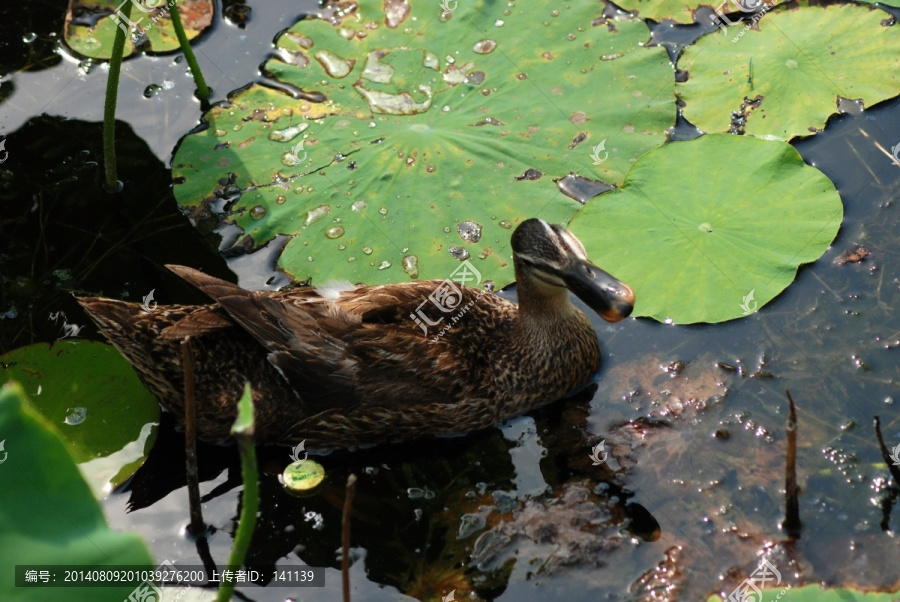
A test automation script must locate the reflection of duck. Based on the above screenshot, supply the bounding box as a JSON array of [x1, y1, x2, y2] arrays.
[[76, 219, 634, 448]]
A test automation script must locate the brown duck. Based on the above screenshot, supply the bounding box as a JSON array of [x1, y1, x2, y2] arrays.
[[77, 219, 634, 449]]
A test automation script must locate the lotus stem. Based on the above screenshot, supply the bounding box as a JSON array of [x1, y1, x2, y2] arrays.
[[102, 0, 132, 192], [181, 336, 205, 536], [169, 1, 210, 100], [342, 474, 357, 602], [781, 390, 801, 538], [218, 384, 258, 602]]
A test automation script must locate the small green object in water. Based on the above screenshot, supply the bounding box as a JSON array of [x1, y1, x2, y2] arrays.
[[282, 459, 326, 495]]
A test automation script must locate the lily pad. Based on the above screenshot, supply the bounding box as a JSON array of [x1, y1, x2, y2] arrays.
[[568, 134, 842, 324], [614, 0, 712, 24], [677, 4, 900, 140], [0, 382, 154, 602], [65, 0, 213, 59], [0, 341, 159, 497], [173, 0, 675, 287], [708, 584, 900, 601]]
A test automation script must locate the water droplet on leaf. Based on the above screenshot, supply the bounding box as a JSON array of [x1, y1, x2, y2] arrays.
[[305, 205, 331, 225], [449, 246, 470, 260], [65, 407, 87, 425], [457, 221, 483, 243], [402, 255, 419, 278], [473, 40, 497, 54]]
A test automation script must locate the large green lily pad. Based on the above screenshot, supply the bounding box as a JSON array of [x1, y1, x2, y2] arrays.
[[709, 584, 900, 601], [613, 0, 714, 24], [678, 4, 900, 140], [1, 341, 159, 497], [173, 0, 675, 287], [65, 0, 213, 59], [0, 382, 154, 602], [569, 134, 842, 324]]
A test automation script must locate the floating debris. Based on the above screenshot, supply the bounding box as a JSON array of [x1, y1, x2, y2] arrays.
[[833, 245, 870, 265]]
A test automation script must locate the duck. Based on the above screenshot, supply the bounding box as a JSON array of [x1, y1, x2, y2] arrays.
[[76, 218, 634, 449]]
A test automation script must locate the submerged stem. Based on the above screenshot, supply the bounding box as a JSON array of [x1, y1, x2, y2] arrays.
[[782, 390, 801, 538], [181, 337, 205, 536], [342, 474, 357, 602]]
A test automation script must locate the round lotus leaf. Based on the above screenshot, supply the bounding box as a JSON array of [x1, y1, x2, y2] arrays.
[[0, 382, 154, 601], [0, 341, 159, 497], [678, 4, 900, 140], [65, 0, 213, 59], [173, 0, 675, 287], [568, 134, 842, 324], [613, 0, 710, 24]]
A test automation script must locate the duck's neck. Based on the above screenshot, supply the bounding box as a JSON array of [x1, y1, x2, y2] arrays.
[[513, 259, 583, 329]]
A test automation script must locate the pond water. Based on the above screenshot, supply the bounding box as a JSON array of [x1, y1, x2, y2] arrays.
[[1, 1, 899, 601]]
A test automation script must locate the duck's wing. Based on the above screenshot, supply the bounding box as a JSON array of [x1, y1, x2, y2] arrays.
[[166, 265, 510, 411], [166, 265, 359, 410]]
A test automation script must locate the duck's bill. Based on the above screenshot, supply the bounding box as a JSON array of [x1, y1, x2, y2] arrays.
[[561, 258, 635, 322]]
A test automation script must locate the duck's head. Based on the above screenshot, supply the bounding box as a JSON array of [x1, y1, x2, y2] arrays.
[[511, 218, 635, 322]]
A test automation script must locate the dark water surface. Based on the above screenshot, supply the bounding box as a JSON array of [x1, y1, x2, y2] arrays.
[[1, 1, 899, 601]]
